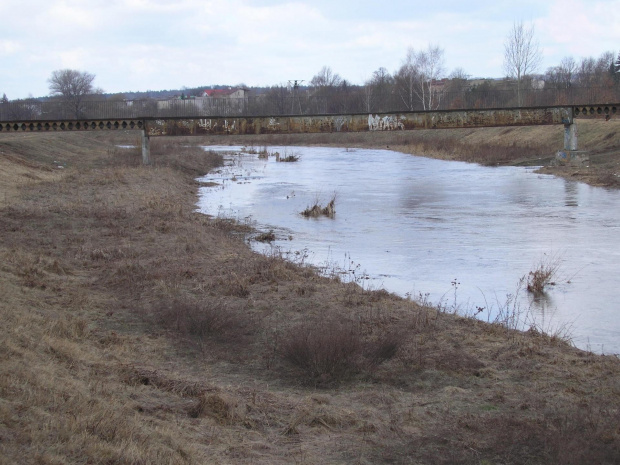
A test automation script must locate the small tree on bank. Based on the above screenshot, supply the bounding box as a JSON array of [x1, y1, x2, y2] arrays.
[[48, 69, 97, 118]]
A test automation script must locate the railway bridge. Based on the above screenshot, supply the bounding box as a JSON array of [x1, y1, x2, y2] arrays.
[[0, 104, 617, 164]]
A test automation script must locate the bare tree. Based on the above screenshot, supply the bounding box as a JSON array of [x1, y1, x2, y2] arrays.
[[264, 85, 290, 115], [576, 52, 616, 87], [363, 67, 394, 112], [310, 66, 342, 88], [310, 66, 343, 113], [396, 45, 445, 110], [48, 69, 97, 118], [395, 49, 419, 111], [503, 21, 542, 106], [545, 56, 577, 89], [446, 67, 470, 91]]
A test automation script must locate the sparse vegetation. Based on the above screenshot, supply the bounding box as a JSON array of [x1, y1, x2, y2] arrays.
[[281, 318, 363, 385], [1, 130, 620, 464], [527, 253, 562, 294], [301, 193, 336, 218], [278, 153, 299, 162], [254, 229, 276, 242], [276, 148, 300, 162]]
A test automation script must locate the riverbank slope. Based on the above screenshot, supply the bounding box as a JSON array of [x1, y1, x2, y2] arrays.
[[1, 131, 619, 464]]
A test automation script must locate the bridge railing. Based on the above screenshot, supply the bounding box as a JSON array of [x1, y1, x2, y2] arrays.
[[1, 86, 619, 122]]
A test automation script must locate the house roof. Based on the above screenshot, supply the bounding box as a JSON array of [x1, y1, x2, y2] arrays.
[[203, 88, 242, 97]]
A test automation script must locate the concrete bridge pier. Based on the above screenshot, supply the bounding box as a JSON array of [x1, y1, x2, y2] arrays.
[[141, 130, 151, 165], [556, 122, 588, 166], [564, 123, 578, 151]]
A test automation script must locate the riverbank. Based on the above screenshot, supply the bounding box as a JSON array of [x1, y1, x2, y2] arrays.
[[203, 118, 620, 188], [1, 131, 620, 464]]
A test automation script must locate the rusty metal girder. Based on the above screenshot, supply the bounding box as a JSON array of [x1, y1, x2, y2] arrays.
[[0, 119, 144, 132], [1, 105, 617, 137], [143, 107, 576, 137], [573, 105, 618, 117]]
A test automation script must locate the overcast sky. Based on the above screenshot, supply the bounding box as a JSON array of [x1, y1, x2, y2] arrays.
[[1, 0, 619, 99]]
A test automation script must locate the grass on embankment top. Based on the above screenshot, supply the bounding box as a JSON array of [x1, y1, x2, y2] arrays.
[[1, 130, 619, 464]]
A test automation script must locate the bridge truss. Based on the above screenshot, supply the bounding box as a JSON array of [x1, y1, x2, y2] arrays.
[[0, 104, 616, 164]]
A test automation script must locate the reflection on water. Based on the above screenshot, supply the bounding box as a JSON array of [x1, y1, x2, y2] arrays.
[[564, 180, 580, 207], [197, 146, 620, 354]]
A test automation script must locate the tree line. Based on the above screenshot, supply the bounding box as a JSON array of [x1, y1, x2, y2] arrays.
[[2, 21, 619, 120]]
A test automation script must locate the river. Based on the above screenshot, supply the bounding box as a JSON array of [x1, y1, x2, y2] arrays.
[[196, 145, 620, 354]]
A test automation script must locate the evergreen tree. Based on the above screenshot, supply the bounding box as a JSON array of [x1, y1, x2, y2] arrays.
[[1, 93, 8, 103]]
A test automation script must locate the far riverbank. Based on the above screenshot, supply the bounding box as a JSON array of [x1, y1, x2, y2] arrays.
[[201, 118, 620, 188]]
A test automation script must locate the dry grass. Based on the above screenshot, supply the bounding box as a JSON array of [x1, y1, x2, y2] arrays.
[[526, 253, 562, 295], [1, 130, 620, 464], [301, 194, 336, 218]]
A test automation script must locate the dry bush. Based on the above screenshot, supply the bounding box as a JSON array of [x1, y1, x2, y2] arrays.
[[155, 296, 246, 342], [364, 330, 407, 368], [254, 229, 276, 242], [301, 194, 336, 218], [526, 253, 561, 294], [281, 315, 406, 386], [281, 319, 363, 385], [277, 153, 300, 162]]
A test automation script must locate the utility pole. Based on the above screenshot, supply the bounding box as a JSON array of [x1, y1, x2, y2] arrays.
[[288, 80, 304, 115]]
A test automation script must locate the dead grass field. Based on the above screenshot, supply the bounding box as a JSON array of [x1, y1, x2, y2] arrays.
[[1, 129, 620, 464]]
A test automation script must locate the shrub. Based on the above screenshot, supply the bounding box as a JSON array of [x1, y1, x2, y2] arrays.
[[254, 230, 275, 242], [156, 297, 244, 341], [281, 319, 362, 385], [280, 316, 405, 385], [526, 253, 561, 294], [301, 194, 336, 218]]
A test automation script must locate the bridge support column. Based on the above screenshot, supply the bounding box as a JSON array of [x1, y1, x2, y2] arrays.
[[564, 123, 578, 151], [141, 130, 151, 165], [556, 123, 588, 166]]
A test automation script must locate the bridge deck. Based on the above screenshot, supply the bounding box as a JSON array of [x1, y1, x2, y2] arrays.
[[0, 105, 616, 137]]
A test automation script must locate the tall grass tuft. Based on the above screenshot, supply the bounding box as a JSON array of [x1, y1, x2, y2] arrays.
[[527, 253, 561, 294], [301, 194, 336, 218]]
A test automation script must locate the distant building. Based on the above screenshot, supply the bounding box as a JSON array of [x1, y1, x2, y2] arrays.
[[201, 88, 247, 99]]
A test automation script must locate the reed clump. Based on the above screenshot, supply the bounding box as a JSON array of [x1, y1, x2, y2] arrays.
[[526, 253, 561, 294], [301, 194, 336, 218]]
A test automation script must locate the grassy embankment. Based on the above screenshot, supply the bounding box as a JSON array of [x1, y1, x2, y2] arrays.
[[1, 127, 619, 464]]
